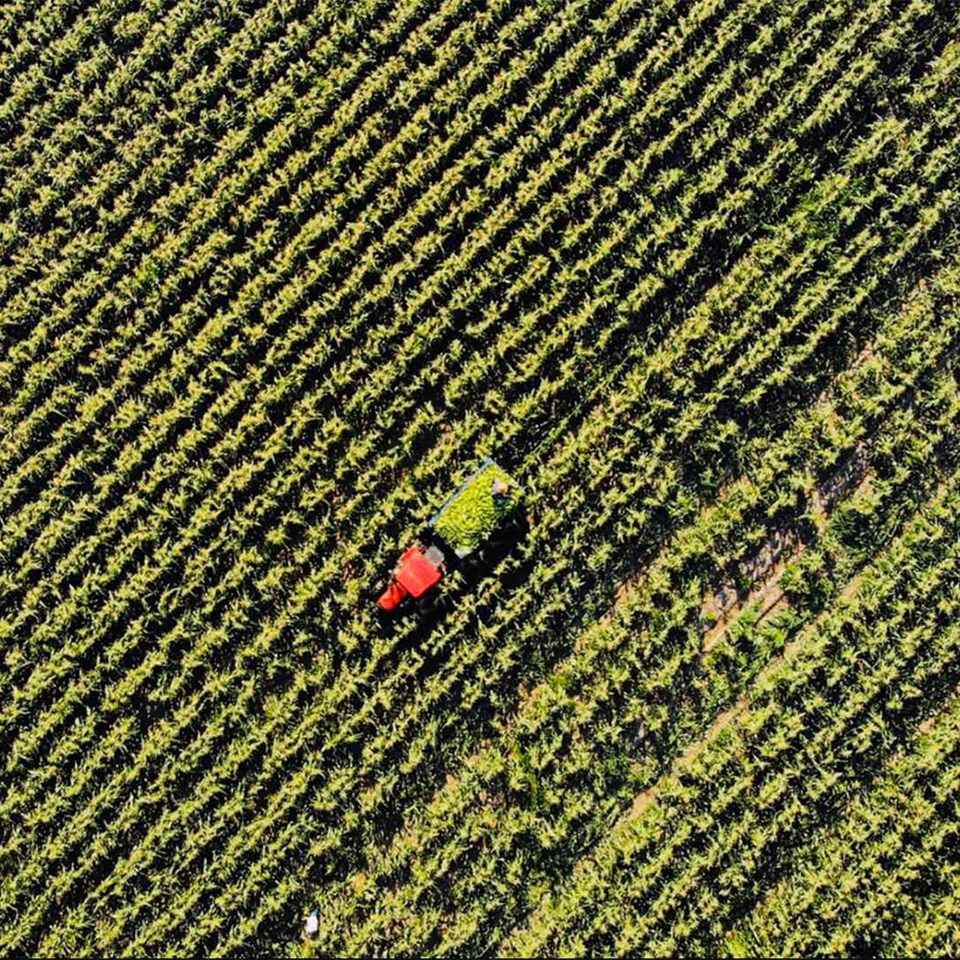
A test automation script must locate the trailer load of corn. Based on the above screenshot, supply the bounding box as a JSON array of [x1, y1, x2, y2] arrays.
[[430, 458, 523, 558]]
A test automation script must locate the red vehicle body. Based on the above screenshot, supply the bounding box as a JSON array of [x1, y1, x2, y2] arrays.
[[376, 544, 444, 611]]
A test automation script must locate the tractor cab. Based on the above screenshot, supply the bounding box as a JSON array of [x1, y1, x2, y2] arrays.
[[376, 544, 446, 611]]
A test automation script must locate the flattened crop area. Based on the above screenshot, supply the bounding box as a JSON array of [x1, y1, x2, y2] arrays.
[[2, 0, 960, 955]]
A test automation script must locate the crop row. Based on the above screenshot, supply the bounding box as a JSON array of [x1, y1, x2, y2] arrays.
[[505, 462, 960, 956], [0, 0, 726, 762], [0, 0, 808, 944], [313, 243, 960, 956], [130, 31, 960, 952], [0, 0, 462, 418], [725, 690, 960, 956], [204, 30, 960, 944], [1, 0, 832, 780], [2, 0, 956, 953]]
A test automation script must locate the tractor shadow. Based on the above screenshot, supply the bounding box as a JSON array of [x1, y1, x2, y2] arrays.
[[372, 511, 533, 644], [442, 510, 532, 590]]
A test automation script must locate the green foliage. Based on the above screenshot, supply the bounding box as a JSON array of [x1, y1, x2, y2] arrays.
[[431, 462, 522, 555], [1, 0, 959, 957]]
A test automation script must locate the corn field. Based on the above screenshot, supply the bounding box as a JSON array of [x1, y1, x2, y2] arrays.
[[3, 0, 960, 954]]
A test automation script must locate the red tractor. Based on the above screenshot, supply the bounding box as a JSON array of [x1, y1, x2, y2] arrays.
[[376, 543, 447, 612], [376, 459, 522, 613]]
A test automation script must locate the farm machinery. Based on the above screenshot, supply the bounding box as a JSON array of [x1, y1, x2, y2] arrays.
[[376, 458, 524, 612]]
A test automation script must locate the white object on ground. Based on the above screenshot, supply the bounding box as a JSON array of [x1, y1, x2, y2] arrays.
[[304, 911, 320, 936]]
